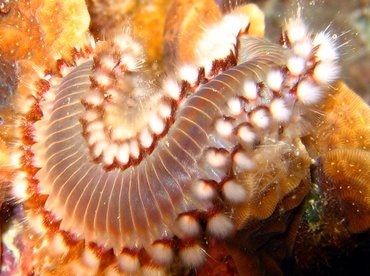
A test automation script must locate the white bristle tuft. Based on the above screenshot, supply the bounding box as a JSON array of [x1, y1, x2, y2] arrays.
[[293, 40, 313, 58], [28, 213, 47, 235], [87, 130, 105, 147], [297, 80, 322, 105], [130, 140, 140, 159], [215, 119, 233, 137], [149, 243, 174, 265], [267, 70, 284, 91], [12, 172, 30, 201], [85, 91, 104, 106], [243, 80, 258, 100], [83, 110, 100, 122], [179, 65, 198, 86], [313, 61, 340, 84], [233, 151, 255, 171], [117, 143, 130, 165], [149, 115, 165, 135], [287, 56, 306, 76], [286, 17, 308, 44], [270, 99, 291, 122], [86, 120, 104, 134], [94, 71, 112, 88], [196, 14, 249, 72], [102, 143, 118, 165], [207, 213, 234, 238], [223, 13, 250, 35], [139, 128, 153, 148], [118, 252, 140, 273], [99, 55, 117, 71], [111, 126, 128, 141], [120, 54, 143, 71], [223, 180, 247, 204], [92, 140, 108, 158], [49, 233, 68, 256], [313, 32, 338, 62], [227, 97, 242, 115], [142, 265, 166, 276], [177, 215, 200, 238], [159, 102, 172, 118], [206, 149, 228, 168], [192, 180, 215, 201], [180, 244, 206, 268], [237, 125, 257, 144], [250, 109, 270, 129], [163, 78, 181, 100], [81, 248, 100, 269]]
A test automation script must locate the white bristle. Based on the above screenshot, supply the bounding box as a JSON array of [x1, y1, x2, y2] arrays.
[[12, 172, 29, 201], [313, 32, 338, 62], [313, 61, 339, 84], [163, 78, 181, 100], [159, 102, 172, 118], [142, 265, 166, 276], [117, 143, 130, 165], [130, 140, 140, 159], [243, 80, 258, 100], [49, 233, 68, 256], [227, 97, 242, 115], [85, 91, 104, 106], [111, 126, 128, 141], [250, 109, 270, 129], [179, 65, 198, 86], [94, 71, 112, 87], [215, 119, 233, 137], [28, 213, 47, 235], [286, 17, 308, 44], [139, 128, 153, 148], [206, 149, 228, 168], [121, 54, 143, 71], [177, 215, 200, 238], [297, 80, 322, 105], [118, 252, 139, 273], [223, 13, 250, 35], [87, 130, 105, 146], [233, 151, 255, 171], [237, 125, 257, 144], [180, 244, 206, 268], [293, 39, 313, 58], [270, 99, 291, 122], [83, 110, 100, 122], [287, 56, 306, 76], [82, 248, 100, 269], [104, 265, 120, 276], [149, 243, 174, 265], [267, 70, 284, 91], [207, 213, 234, 238], [223, 180, 247, 204], [196, 14, 249, 72], [92, 140, 108, 158], [192, 180, 215, 201], [86, 120, 104, 134], [102, 143, 118, 165], [100, 55, 117, 71], [149, 114, 165, 135]]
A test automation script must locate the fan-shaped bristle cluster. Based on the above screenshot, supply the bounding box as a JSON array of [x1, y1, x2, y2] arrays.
[[81, 35, 176, 168]]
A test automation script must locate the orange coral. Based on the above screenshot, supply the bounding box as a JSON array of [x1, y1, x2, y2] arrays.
[[0, 0, 90, 71]]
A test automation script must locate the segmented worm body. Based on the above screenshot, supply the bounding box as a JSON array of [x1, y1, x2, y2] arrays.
[[15, 8, 339, 273]]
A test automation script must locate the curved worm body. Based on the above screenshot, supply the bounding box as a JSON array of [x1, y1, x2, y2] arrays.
[[16, 12, 339, 273]]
